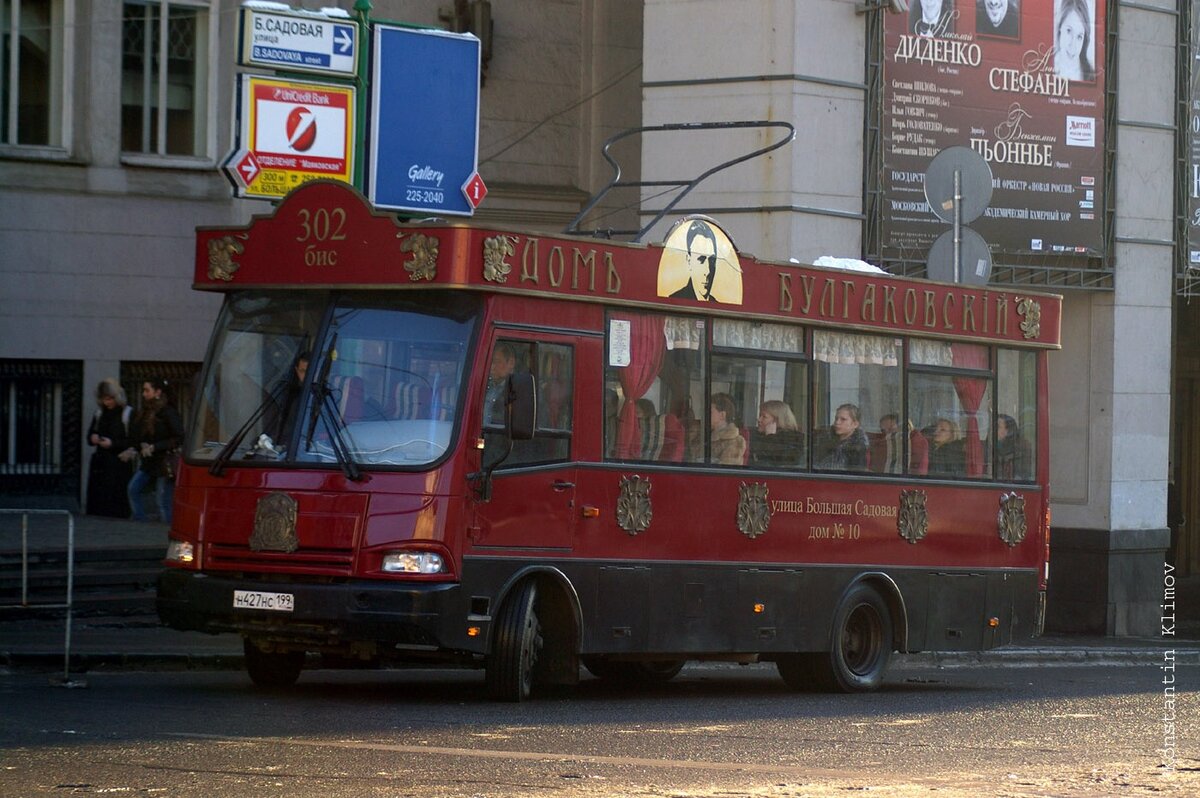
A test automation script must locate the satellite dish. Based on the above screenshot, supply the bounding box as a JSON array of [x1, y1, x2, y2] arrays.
[[924, 146, 993, 225], [927, 227, 993, 285]]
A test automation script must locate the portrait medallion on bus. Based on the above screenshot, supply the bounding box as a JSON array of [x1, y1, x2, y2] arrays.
[[997, 492, 1028, 547], [897, 489, 928, 545], [656, 216, 743, 305], [616, 475, 652, 535], [249, 492, 299, 553], [736, 483, 771, 539]]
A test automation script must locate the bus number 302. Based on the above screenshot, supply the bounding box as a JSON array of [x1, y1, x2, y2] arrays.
[[407, 189, 445, 204]]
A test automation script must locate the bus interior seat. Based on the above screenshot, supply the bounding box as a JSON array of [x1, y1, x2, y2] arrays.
[[330, 375, 364, 421], [390, 379, 429, 419]]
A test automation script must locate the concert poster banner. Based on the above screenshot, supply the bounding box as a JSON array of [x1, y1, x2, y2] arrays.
[[882, 0, 1107, 262]]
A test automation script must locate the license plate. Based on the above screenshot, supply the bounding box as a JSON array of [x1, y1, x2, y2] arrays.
[[233, 590, 294, 612]]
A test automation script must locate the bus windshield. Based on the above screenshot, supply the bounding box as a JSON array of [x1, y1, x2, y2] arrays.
[[189, 291, 478, 469]]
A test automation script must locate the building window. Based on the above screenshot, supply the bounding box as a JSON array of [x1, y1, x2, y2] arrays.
[[1, 0, 68, 148], [121, 0, 210, 157], [0, 359, 81, 509]]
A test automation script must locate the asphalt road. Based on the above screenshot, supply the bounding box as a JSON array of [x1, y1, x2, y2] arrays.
[[1, 662, 1196, 797]]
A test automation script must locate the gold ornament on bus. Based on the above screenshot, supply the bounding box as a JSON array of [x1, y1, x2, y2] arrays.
[[737, 483, 772, 539], [249, 492, 299, 553], [616, 475, 652, 535], [482, 234, 518, 282], [207, 235, 246, 282], [1016, 297, 1041, 339], [399, 232, 439, 281], [897, 489, 928, 544], [997, 492, 1027, 547]]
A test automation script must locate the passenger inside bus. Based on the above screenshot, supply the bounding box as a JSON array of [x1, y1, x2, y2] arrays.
[[928, 417, 966, 476], [709, 393, 746, 465], [816, 403, 868, 471], [994, 414, 1031, 480], [869, 413, 929, 475], [749, 400, 803, 467]]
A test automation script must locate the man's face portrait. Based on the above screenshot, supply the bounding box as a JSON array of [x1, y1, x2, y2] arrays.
[[686, 231, 718, 300], [656, 216, 743, 305]]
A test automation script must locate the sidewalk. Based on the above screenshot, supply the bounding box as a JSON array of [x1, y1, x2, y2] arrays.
[[1, 513, 1198, 675]]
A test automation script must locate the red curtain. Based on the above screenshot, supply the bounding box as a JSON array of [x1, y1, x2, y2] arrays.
[[614, 314, 665, 459], [951, 344, 988, 476]]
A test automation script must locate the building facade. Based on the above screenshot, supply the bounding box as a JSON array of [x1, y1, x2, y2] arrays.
[[1, 0, 1191, 635]]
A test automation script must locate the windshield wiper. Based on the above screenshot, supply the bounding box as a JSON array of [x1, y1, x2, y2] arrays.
[[209, 380, 288, 477], [303, 335, 363, 482]]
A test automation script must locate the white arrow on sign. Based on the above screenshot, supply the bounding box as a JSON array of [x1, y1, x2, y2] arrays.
[[334, 26, 354, 55]]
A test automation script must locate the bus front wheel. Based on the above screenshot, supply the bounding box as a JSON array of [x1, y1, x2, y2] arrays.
[[777, 583, 893, 693], [243, 638, 304, 689], [486, 580, 543, 701]]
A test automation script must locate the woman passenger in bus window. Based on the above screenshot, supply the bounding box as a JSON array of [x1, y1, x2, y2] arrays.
[[994, 414, 1031, 480], [928, 417, 967, 476], [750, 400, 802, 467], [817, 403, 868, 471], [709, 393, 747, 465]]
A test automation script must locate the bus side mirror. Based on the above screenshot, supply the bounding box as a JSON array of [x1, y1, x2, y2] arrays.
[[507, 372, 536, 440]]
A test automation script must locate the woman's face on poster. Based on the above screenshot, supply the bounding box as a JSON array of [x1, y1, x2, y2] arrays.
[[1058, 9, 1086, 62]]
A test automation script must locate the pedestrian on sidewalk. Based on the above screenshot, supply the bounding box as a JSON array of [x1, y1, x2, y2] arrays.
[[125, 378, 184, 525], [85, 378, 134, 518]]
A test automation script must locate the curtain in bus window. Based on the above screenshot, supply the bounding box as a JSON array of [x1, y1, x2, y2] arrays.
[[613, 314, 666, 459], [813, 332, 900, 365], [951, 343, 989, 477]]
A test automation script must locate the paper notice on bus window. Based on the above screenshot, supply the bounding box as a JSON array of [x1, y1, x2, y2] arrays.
[[609, 319, 631, 367]]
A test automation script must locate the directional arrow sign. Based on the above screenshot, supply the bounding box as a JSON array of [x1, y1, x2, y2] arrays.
[[239, 8, 357, 78]]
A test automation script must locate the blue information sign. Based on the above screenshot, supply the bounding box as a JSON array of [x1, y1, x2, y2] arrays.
[[368, 26, 481, 216]]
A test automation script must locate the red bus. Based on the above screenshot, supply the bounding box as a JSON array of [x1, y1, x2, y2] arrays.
[[157, 180, 1059, 700]]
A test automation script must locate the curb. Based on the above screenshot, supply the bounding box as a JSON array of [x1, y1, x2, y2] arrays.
[[4, 648, 1199, 675], [896, 647, 1200, 668]]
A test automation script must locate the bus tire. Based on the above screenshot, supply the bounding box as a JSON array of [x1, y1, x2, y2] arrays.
[[778, 584, 892, 693], [486, 580, 543, 702], [582, 657, 686, 684], [243, 639, 304, 689]]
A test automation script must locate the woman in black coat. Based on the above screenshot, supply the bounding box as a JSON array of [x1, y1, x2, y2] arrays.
[[85, 378, 133, 518], [124, 378, 184, 524]]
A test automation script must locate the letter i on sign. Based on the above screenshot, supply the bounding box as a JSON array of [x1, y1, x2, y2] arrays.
[[463, 172, 488, 209]]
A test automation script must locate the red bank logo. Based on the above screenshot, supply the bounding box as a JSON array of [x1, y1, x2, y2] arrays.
[[286, 107, 317, 152], [1066, 116, 1095, 148]]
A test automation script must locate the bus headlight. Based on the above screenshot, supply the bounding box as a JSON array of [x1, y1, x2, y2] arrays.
[[165, 539, 195, 564], [382, 551, 446, 574]]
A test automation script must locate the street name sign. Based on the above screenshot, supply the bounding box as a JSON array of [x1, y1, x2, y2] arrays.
[[238, 6, 357, 78], [368, 25, 482, 216], [223, 75, 356, 200]]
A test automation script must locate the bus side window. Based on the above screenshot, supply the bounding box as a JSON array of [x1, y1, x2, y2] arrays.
[[483, 340, 572, 467]]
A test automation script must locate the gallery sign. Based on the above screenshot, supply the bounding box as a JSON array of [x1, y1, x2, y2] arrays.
[[367, 25, 482, 216], [881, 0, 1107, 260], [222, 75, 356, 200]]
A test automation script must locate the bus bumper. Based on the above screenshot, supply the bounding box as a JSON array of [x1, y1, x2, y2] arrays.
[[156, 568, 478, 657]]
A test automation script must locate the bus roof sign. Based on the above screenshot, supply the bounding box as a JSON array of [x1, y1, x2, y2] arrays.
[[195, 181, 1062, 349]]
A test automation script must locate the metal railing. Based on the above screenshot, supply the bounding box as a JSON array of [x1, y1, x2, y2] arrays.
[[0, 509, 80, 686]]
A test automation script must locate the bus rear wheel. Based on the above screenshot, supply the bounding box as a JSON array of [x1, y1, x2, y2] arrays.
[[486, 580, 543, 701], [243, 639, 304, 689], [777, 583, 893, 693], [582, 657, 686, 684]]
